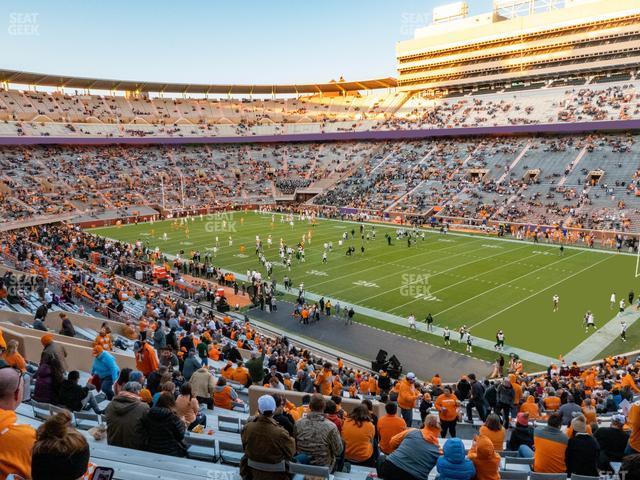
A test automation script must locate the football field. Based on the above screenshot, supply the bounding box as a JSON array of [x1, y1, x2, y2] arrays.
[[88, 211, 640, 367]]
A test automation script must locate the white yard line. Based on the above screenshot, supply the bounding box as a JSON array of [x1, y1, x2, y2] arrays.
[[357, 243, 529, 304], [388, 245, 534, 312], [309, 237, 479, 289], [470, 254, 611, 329], [319, 240, 495, 294], [435, 251, 587, 317]]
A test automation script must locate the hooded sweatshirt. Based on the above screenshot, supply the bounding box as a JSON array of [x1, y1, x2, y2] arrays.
[[0, 409, 36, 479], [213, 384, 238, 410], [387, 427, 442, 480], [519, 395, 540, 419], [91, 351, 120, 381], [105, 393, 149, 449], [468, 435, 501, 480], [437, 437, 476, 480]]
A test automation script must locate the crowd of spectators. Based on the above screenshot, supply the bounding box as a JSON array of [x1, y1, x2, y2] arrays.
[[3, 219, 640, 479]]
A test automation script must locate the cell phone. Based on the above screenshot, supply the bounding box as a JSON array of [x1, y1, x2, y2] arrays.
[[91, 467, 115, 480]]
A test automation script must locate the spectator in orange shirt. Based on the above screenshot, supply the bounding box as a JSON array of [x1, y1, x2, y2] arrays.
[[479, 413, 505, 452], [315, 363, 333, 396], [93, 327, 113, 352], [627, 400, 640, 454], [0, 365, 36, 479], [397, 372, 419, 426], [582, 397, 597, 425], [622, 371, 640, 394], [220, 360, 235, 380], [135, 340, 159, 377], [520, 393, 541, 420], [435, 386, 460, 438], [231, 361, 251, 387], [213, 377, 243, 410], [377, 402, 407, 454], [2, 340, 26, 372], [543, 389, 561, 412], [341, 405, 377, 466]]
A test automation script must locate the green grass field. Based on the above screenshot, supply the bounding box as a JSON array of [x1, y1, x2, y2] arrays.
[[88, 212, 639, 366]]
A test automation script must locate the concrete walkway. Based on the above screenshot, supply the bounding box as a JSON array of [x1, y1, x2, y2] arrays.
[[249, 299, 491, 382]]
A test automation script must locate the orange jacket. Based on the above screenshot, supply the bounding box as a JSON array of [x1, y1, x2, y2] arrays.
[[479, 425, 505, 452], [622, 374, 640, 393], [213, 386, 235, 410], [520, 396, 540, 420], [397, 379, 419, 410], [135, 343, 159, 377], [468, 434, 501, 480], [1, 352, 27, 372], [221, 364, 235, 380], [543, 396, 560, 412], [231, 366, 250, 386], [332, 378, 343, 396], [315, 369, 333, 396], [208, 346, 220, 361], [93, 334, 113, 352], [629, 403, 640, 452]]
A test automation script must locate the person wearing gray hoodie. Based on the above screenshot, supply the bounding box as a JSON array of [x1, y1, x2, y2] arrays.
[[181, 349, 201, 382]]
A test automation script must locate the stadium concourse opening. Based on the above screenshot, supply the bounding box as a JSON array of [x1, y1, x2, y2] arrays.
[[4, 0, 640, 480]]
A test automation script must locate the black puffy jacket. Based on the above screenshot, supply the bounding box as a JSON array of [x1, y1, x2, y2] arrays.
[[141, 407, 187, 457]]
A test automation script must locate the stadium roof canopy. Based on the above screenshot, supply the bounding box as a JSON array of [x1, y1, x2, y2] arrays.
[[0, 68, 398, 94]]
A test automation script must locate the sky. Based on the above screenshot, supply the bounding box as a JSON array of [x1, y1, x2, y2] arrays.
[[1, 0, 493, 85]]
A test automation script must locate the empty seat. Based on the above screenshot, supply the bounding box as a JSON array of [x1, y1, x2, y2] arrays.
[[49, 404, 69, 416], [217, 415, 241, 433], [499, 470, 529, 480], [529, 473, 567, 480], [218, 440, 244, 466], [31, 401, 52, 421], [75, 411, 102, 430], [247, 459, 286, 473], [500, 451, 520, 458], [288, 462, 330, 479], [185, 434, 217, 462]]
